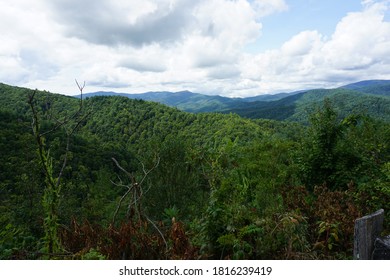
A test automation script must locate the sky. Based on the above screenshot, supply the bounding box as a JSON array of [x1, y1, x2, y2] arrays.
[[1, 0, 390, 97]]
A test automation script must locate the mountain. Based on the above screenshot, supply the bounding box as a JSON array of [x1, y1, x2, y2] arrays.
[[220, 80, 390, 121], [225, 87, 390, 122], [340, 79, 390, 97], [80, 89, 305, 113], [81, 80, 390, 122], [220, 91, 305, 121], [2, 79, 389, 123], [242, 90, 305, 102], [1, 82, 390, 260], [81, 90, 243, 112]]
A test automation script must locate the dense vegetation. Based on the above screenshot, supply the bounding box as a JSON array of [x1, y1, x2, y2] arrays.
[[1, 82, 389, 260], [83, 80, 390, 122]]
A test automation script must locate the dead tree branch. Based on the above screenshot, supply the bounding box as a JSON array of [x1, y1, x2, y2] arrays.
[[27, 81, 88, 256], [111, 155, 160, 225]]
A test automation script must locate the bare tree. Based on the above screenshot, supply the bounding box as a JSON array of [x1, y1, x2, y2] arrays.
[[27, 80, 89, 256], [111, 155, 167, 248]]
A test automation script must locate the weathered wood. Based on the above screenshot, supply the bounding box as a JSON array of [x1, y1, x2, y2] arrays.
[[353, 209, 384, 260], [372, 236, 390, 260]]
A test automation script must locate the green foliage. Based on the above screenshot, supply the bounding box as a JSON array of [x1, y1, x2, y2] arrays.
[[163, 206, 180, 224], [1, 83, 389, 260], [81, 248, 107, 260], [300, 100, 389, 190], [316, 221, 341, 251], [145, 135, 206, 221], [39, 148, 62, 255], [0, 220, 22, 259], [0, 214, 38, 259], [222, 87, 390, 122], [354, 162, 390, 226], [300, 99, 343, 188]]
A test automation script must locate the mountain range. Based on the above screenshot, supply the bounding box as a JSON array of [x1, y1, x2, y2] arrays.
[[2, 78, 390, 261], [79, 80, 390, 122]]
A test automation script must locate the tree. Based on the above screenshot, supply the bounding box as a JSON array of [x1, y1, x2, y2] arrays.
[[301, 99, 343, 189], [27, 80, 88, 257], [111, 155, 160, 224]]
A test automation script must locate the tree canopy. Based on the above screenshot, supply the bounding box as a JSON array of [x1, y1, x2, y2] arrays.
[[1, 83, 389, 260]]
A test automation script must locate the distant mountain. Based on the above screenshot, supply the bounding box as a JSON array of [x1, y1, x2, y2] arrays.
[[218, 92, 305, 121], [81, 89, 305, 113], [242, 90, 305, 102], [77, 79, 390, 122], [81, 90, 243, 112], [292, 87, 390, 122], [225, 85, 390, 122], [340, 79, 390, 90], [340, 80, 390, 97]]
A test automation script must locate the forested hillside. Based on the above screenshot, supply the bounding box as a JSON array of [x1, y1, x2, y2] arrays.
[[340, 80, 390, 96], [1, 83, 389, 260], [82, 90, 242, 113], [82, 80, 390, 122], [224, 87, 390, 122]]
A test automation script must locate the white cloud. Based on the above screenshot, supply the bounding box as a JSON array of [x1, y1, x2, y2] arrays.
[[118, 44, 168, 73], [45, 0, 201, 47], [281, 31, 323, 56], [1, 0, 390, 97], [206, 65, 241, 80], [0, 1, 58, 84], [251, 0, 288, 17], [361, 0, 389, 7], [0, 56, 29, 84], [322, 1, 390, 70], [237, 1, 390, 95]]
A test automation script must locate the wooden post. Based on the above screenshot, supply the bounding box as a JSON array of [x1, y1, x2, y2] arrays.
[[353, 209, 384, 260]]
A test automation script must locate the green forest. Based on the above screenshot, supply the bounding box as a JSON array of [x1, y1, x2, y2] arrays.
[[1, 82, 389, 260]]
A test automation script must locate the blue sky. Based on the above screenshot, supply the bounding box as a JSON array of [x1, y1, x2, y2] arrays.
[[1, 0, 390, 97], [247, 0, 364, 52]]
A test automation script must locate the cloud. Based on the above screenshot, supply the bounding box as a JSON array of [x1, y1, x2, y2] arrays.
[[281, 31, 323, 56], [251, 0, 288, 17], [119, 60, 167, 73], [238, 1, 390, 94], [0, 56, 29, 84], [46, 0, 200, 47], [1, 0, 390, 97], [38, 0, 262, 94], [118, 45, 168, 72], [16, 49, 59, 84], [321, 1, 390, 71], [361, 0, 389, 7], [0, 1, 55, 83], [88, 78, 130, 89], [182, 0, 261, 75], [206, 65, 241, 80]]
